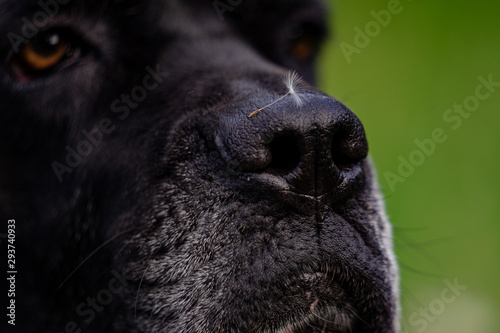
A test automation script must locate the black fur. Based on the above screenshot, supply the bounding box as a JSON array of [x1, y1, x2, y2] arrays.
[[0, 0, 398, 332]]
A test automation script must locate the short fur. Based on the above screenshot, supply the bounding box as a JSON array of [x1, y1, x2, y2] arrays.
[[0, 0, 398, 332]]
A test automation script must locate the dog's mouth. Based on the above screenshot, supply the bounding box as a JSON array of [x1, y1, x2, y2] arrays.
[[258, 267, 356, 333], [281, 314, 352, 333]]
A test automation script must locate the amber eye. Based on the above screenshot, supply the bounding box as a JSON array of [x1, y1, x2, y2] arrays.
[[288, 24, 322, 63], [291, 36, 316, 62], [19, 31, 70, 71], [10, 29, 82, 80]]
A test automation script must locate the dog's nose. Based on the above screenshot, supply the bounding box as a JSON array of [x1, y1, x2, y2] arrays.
[[216, 95, 368, 198]]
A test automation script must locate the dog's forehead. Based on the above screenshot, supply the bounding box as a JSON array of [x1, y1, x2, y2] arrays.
[[0, 0, 326, 29], [0, 0, 324, 14], [139, 0, 328, 41], [0, 0, 149, 35], [0, 0, 327, 61]]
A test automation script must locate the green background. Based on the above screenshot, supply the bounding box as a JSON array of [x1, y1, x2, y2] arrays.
[[319, 0, 500, 332]]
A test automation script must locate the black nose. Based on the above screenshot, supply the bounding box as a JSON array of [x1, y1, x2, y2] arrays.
[[216, 93, 368, 199]]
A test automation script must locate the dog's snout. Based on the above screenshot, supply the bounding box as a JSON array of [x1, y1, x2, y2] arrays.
[[217, 94, 368, 197]]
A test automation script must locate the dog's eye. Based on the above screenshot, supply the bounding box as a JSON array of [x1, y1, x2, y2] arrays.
[[11, 29, 82, 80], [20, 32, 68, 71], [291, 36, 316, 62], [288, 23, 322, 62]]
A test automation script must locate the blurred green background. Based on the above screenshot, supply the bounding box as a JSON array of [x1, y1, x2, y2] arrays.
[[319, 0, 500, 332]]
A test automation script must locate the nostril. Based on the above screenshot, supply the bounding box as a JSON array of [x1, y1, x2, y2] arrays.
[[331, 144, 357, 171], [330, 128, 368, 171], [266, 135, 301, 176]]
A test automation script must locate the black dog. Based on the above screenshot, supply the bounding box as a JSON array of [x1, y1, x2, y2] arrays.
[[0, 0, 398, 332]]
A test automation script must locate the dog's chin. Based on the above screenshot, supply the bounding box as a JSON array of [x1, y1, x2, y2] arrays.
[[246, 265, 356, 333], [277, 273, 352, 333]]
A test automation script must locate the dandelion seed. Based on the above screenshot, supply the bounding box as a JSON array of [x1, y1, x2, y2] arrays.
[[248, 70, 305, 118]]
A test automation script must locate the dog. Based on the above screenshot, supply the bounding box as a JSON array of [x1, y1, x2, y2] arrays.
[[0, 0, 399, 332]]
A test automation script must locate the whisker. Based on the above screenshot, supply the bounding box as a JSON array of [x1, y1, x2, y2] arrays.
[[135, 252, 154, 319], [113, 238, 135, 260], [146, 308, 155, 333], [57, 227, 134, 291]]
